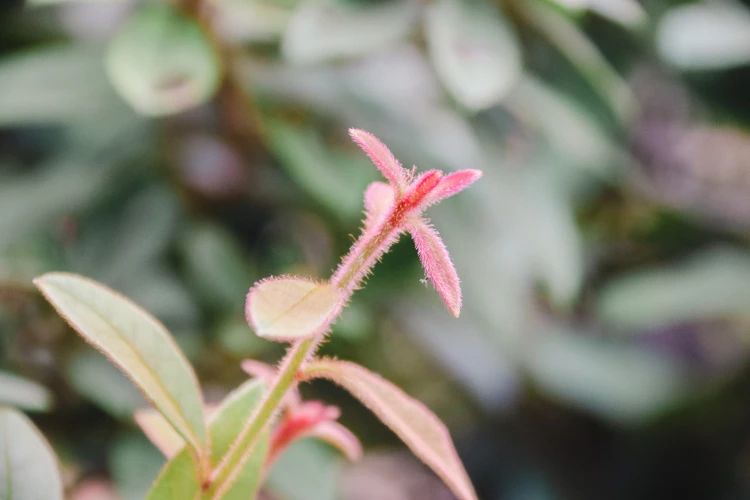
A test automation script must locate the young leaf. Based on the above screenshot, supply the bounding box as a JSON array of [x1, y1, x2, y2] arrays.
[[134, 408, 186, 459], [267, 402, 342, 465], [245, 276, 344, 342], [349, 129, 408, 190], [425, 0, 521, 111], [407, 218, 462, 317], [147, 380, 269, 500], [0, 407, 64, 500], [426, 169, 483, 207], [106, 3, 221, 116], [306, 420, 363, 462], [33, 272, 208, 457], [303, 359, 477, 500], [364, 182, 395, 218], [0, 371, 52, 412]]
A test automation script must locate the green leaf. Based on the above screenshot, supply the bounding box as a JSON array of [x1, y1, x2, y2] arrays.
[[106, 3, 221, 116], [182, 223, 254, 312], [147, 379, 269, 500], [246, 276, 344, 342], [110, 433, 165, 500], [598, 247, 750, 332], [0, 372, 51, 412], [266, 120, 377, 220], [526, 331, 687, 423], [519, 0, 635, 122], [281, 0, 420, 64], [0, 44, 121, 125], [33, 272, 208, 456], [656, 0, 750, 71], [304, 359, 477, 500], [548, 0, 645, 28], [0, 407, 64, 500], [425, 0, 521, 111]]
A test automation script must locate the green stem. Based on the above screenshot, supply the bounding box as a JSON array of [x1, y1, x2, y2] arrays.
[[205, 218, 400, 498]]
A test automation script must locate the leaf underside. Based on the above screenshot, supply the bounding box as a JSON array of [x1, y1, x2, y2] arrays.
[[304, 359, 477, 500]]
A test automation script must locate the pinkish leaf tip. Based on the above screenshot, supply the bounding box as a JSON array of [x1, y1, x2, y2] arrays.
[[348, 128, 408, 189]]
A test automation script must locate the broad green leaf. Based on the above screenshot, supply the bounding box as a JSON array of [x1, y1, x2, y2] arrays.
[[281, 0, 420, 64], [598, 248, 750, 332], [0, 372, 51, 412], [304, 360, 477, 500], [33, 272, 208, 456], [425, 0, 521, 111], [246, 276, 344, 342], [106, 3, 221, 116], [147, 379, 269, 500], [0, 407, 63, 500], [656, 0, 750, 71]]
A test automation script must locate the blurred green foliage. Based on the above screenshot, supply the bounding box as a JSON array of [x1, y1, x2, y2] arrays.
[[3, 0, 750, 498]]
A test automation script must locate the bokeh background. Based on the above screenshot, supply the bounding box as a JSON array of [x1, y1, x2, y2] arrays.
[[3, 0, 750, 498]]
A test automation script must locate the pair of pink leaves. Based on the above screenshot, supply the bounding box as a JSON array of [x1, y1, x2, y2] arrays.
[[246, 128, 481, 343]]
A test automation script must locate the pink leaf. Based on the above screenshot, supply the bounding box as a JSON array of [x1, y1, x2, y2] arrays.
[[267, 401, 340, 465], [245, 275, 345, 342], [349, 129, 409, 190], [302, 359, 478, 500], [407, 218, 462, 317], [426, 169, 482, 206], [307, 420, 363, 462], [399, 169, 443, 213]]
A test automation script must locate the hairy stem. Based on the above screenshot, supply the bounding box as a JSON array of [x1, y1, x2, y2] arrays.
[[205, 214, 402, 498]]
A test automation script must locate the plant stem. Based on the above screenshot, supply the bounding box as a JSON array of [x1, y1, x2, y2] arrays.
[[205, 214, 402, 498]]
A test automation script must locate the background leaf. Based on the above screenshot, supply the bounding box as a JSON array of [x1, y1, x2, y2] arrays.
[[106, 3, 221, 116], [425, 0, 521, 111], [0, 408, 63, 500], [0, 372, 51, 412], [281, 0, 420, 64], [657, 0, 750, 71]]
